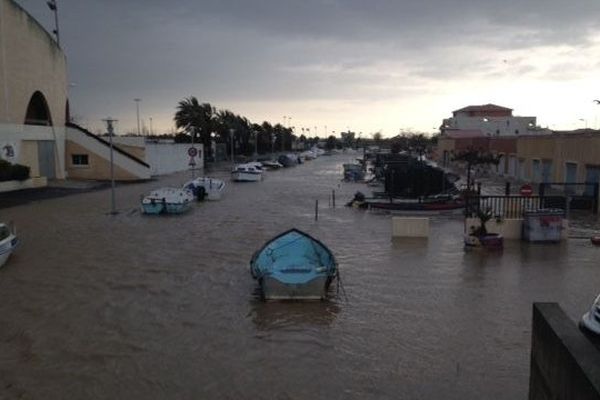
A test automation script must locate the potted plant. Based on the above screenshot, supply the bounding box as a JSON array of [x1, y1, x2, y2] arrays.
[[465, 207, 504, 250]]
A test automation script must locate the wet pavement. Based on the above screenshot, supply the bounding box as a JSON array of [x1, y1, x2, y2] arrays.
[[1, 154, 600, 399]]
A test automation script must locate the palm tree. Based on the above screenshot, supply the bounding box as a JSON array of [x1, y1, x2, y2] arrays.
[[174, 97, 216, 154]]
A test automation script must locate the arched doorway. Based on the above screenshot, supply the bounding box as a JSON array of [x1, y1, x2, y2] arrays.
[[24, 91, 53, 126]]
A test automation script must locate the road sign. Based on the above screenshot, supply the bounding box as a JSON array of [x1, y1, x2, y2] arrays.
[[520, 183, 533, 196], [188, 147, 198, 157], [188, 156, 196, 167]]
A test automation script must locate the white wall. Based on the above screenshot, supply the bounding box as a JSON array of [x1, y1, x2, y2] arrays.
[[0, 122, 66, 178], [111, 136, 145, 147], [66, 126, 150, 179], [145, 143, 203, 176], [443, 115, 537, 136]]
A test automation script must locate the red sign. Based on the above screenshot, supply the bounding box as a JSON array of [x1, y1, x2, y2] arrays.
[[188, 147, 198, 157], [520, 184, 533, 196]]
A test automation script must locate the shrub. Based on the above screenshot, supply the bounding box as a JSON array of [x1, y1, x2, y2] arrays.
[[0, 160, 30, 182]]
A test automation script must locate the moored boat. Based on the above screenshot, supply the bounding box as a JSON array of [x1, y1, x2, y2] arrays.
[[232, 163, 262, 182], [261, 160, 284, 169], [580, 294, 600, 334], [183, 177, 225, 201], [250, 229, 338, 300], [277, 154, 298, 167], [347, 192, 464, 212], [141, 188, 194, 214], [0, 223, 18, 268]]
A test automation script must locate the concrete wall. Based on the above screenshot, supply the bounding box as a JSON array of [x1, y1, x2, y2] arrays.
[[0, 0, 68, 126], [443, 114, 536, 136], [0, 176, 46, 192], [0, 123, 66, 178], [65, 127, 150, 181], [145, 143, 203, 176], [391, 217, 429, 238], [529, 303, 600, 400], [465, 218, 569, 240]]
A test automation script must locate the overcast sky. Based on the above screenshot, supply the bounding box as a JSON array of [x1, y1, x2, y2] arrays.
[[15, 0, 600, 136]]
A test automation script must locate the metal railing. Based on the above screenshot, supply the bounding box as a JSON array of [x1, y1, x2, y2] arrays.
[[465, 195, 568, 219]]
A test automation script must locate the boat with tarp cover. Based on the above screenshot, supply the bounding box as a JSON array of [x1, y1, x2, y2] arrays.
[[250, 229, 337, 300]]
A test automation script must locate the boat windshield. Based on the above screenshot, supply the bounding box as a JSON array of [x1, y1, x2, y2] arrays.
[[0, 225, 10, 241]]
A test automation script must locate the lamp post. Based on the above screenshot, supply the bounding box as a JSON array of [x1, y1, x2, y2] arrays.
[[210, 131, 216, 163], [271, 132, 275, 156], [46, 0, 60, 46], [134, 98, 142, 136], [253, 130, 258, 157], [229, 128, 235, 166], [579, 118, 588, 129], [190, 127, 198, 179], [103, 117, 118, 215]]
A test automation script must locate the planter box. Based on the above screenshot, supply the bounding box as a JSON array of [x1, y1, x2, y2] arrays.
[[0, 177, 47, 193], [392, 217, 429, 238]]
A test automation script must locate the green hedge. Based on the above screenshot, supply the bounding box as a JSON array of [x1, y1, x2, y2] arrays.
[[0, 160, 30, 182]]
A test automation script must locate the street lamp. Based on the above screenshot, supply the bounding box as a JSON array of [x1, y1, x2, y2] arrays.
[[253, 130, 258, 157], [134, 98, 142, 136], [229, 128, 235, 165], [102, 117, 118, 215], [579, 118, 588, 129], [46, 0, 60, 46]]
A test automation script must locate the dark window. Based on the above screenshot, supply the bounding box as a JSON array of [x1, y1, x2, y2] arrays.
[[72, 154, 89, 165], [515, 129, 519, 134], [24, 91, 53, 126], [496, 129, 500, 134]]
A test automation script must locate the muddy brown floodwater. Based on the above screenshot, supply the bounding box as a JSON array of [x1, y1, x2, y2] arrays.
[[1, 154, 600, 399]]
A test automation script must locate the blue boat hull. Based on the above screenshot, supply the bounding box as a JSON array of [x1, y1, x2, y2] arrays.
[[142, 202, 164, 215], [260, 275, 333, 300], [250, 229, 337, 301], [165, 202, 191, 214]]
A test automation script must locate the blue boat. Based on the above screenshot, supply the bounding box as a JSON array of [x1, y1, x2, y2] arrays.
[[141, 188, 194, 215], [250, 229, 338, 300]]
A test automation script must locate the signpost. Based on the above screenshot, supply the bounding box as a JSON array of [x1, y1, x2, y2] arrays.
[[520, 183, 533, 196], [188, 146, 198, 178]]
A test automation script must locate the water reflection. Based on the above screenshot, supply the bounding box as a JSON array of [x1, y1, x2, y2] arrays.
[[249, 300, 341, 331]]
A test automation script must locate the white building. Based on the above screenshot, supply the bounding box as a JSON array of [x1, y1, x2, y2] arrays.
[[441, 104, 545, 137]]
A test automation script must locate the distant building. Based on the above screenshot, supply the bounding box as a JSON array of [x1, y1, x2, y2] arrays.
[[441, 104, 545, 137]]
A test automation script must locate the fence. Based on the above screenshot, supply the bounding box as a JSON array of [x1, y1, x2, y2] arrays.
[[539, 182, 599, 214], [465, 195, 568, 219]]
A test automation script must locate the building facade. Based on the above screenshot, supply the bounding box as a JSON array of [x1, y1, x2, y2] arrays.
[[436, 129, 600, 194], [0, 0, 68, 180], [441, 104, 542, 137]]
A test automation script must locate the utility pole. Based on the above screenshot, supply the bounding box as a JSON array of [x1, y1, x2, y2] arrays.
[[254, 131, 258, 157], [103, 117, 118, 215], [46, 0, 60, 47], [134, 98, 141, 136], [229, 128, 235, 166]]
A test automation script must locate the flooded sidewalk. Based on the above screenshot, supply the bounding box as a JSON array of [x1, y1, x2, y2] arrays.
[[0, 154, 599, 399]]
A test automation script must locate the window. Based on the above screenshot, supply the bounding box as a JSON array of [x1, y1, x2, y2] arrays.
[[72, 154, 89, 166], [515, 129, 519, 134]]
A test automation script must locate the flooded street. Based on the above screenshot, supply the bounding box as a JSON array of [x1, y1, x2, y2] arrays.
[[1, 154, 600, 399]]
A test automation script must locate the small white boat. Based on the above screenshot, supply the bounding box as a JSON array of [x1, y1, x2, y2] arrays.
[[301, 150, 317, 160], [141, 188, 194, 214], [232, 163, 262, 182], [261, 160, 283, 170], [581, 294, 600, 334], [0, 223, 18, 268], [183, 177, 225, 201]]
